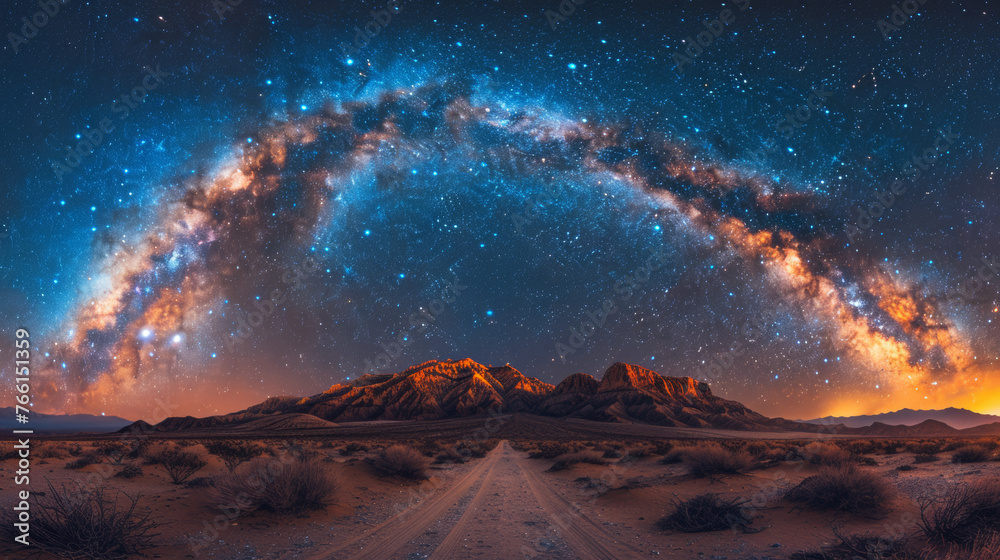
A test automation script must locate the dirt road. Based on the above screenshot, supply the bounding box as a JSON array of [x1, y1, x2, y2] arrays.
[[307, 441, 642, 560]]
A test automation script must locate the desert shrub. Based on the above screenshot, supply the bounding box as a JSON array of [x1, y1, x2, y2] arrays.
[[745, 441, 771, 457], [339, 442, 368, 456], [98, 442, 130, 466], [66, 443, 84, 457], [897, 465, 916, 472], [907, 441, 943, 455], [150, 447, 207, 484], [977, 438, 1000, 451], [682, 443, 755, 477], [802, 442, 853, 467], [600, 447, 623, 459], [204, 440, 266, 472], [528, 442, 573, 459], [914, 454, 938, 464], [0, 481, 157, 560], [657, 493, 757, 533], [372, 445, 430, 480], [547, 451, 607, 472], [115, 463, 143, 479], [786, 465, 894, 515], [65, 452, 101, 470], [623, 444, 653, 459], [952, 445, 994, 464], [841, 439, 882, 456], [660, 448, 686, 464], [455, 439, 496, 458], [936, 532, 1000, 560], [649, 440, 674, 455], [434, 447, 468, 464], [211, 457, 337, 515], [789, 529, 914, 560], [37, 442, 70, 460], [415, 439, 441, 457], [918, 480, 1000, 546]]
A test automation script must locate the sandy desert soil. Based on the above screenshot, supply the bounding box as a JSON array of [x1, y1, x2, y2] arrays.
[[1, 428, 999, 559]]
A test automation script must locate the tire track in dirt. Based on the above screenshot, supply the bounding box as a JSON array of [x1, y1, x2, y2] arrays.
[[312, 444, 503, 560], [513, 450, 642, 560], [425, 441, 519, 560]]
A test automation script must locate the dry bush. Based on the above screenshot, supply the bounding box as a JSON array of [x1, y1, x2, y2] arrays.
[[455, 439, 497, 458], [98, 442, 131, 466], [802, 442, 854, 467], [786, 465, 894, 515], [65, 452, 102, 470], [115, 463, 143, 479], [914, 453, 939, 464], [936, 532, 1000, 560], [918, 480, 1000, 546], [415, 439, 441, 457], [952, 445, 994, 464], [372, 445, 431, 480], [682, 442, 755, 477], [434, 447, 468, 464], [789, 529, 917, 560], [623, 444, 653, 459], [204, 440, 266, 472], [907, 441, 944, 455], [660, 447, 687, 464], [657, 493, 758, 533], [547, 450, 607, 472], [150, 447, 207, 484], [0, 481, 158, 560], [841, 439, 882, 456], [37, 442, 70, 460], [66, 443, 84, 457], [211, 457, 337, 515], [528, 442, 574, 459], [339, 442, 368, 456], [649, 440, 674, 455]]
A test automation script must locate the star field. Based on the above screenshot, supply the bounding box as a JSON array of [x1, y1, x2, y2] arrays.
[[0, 0, 998, 421]]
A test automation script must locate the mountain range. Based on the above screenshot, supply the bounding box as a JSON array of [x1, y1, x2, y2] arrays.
[[0, 407, 133, 433], [121, 359, 831, 434], [805, 407, 1000, 430]]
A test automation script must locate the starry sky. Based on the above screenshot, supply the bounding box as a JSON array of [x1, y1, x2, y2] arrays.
[[1, 0, 998, 422]]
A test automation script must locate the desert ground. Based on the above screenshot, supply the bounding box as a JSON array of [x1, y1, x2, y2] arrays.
[[2, 415, 1000, 560]]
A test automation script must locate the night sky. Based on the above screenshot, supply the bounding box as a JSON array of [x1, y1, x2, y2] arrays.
[[1, 0, 998, 422]]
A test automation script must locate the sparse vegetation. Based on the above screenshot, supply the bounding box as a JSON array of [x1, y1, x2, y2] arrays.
[[547, 450, 607, 472], [789, 529, 915, 560], [786, 465, 894, 515], [0, 481, 158, 560], [204, 440, 266, 472], [339, 442, 368, 456], [211, 457, 337, 515], [115, 463, 144, 479], [149, 447, 208, 484], [528, 442, 573, 459], [65, 452, 101, 470], [801, 441, 853, 467], [917, 480, 1000, 546], [372, 445, 431, 480], [657, 493, 758, 533], [951, 444, 994, 463], [682, 442, 755, 477]]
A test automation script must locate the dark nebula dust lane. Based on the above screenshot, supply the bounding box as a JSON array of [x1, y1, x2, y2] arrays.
[[1, 0, 998, 421]]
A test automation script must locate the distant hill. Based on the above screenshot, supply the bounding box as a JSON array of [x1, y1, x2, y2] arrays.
[[0, 408, 133, 433], [805, 407, 1000, 430], [119, 359, 830, 434]]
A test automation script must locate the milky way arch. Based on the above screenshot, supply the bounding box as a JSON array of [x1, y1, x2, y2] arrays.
[[38, 80, 973, 414]]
